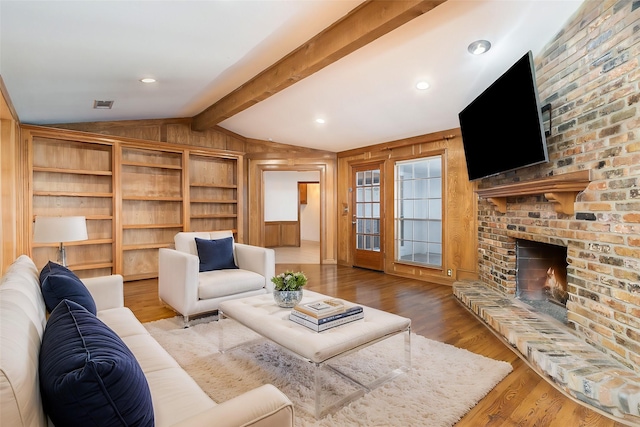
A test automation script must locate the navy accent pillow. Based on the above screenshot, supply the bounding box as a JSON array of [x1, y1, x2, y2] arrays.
[[195, 236, 238, 272], [39, 300, 154, 427], [39, 261, 97, 315]]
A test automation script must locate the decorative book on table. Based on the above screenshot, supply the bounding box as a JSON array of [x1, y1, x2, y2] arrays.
[[289, 299, 364, 332], [289, 310, 364, 332], [292, 298, 348, 319]]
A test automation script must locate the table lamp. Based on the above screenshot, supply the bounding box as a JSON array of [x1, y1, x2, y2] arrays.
[[33, 216, 88, 267]]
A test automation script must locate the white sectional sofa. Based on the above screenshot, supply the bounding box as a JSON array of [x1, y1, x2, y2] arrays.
[[0, 255, 294, 427]]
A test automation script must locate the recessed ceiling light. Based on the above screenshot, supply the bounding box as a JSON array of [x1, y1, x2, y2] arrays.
[[315, 118, 326, 124], [416, 81, 430, 90], [468, 40, 491, 55], [140, 78, 156, 83]]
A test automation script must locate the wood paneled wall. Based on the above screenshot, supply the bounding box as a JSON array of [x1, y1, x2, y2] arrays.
[[5, 114, 477, 282], [264, 221, 300, 247], [337, 128, 478, 286], [0, 77, 23, 275]]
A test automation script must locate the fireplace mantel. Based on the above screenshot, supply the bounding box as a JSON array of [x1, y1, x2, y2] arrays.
[[476, 170, 591, 215]]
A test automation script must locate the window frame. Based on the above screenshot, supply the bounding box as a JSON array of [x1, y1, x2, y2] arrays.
[[393, 154, 444, 269]]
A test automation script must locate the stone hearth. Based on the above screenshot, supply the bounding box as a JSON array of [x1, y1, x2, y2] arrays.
[[454, 281, 640, 424]]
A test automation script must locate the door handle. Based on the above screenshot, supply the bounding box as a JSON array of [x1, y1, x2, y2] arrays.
[[352, 214, 357, 225]]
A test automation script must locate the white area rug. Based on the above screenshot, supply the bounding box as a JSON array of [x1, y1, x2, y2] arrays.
[[145, 316, 512, 427]]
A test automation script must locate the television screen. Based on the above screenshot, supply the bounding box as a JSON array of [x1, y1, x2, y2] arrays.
[[458, 51, 549, 181]]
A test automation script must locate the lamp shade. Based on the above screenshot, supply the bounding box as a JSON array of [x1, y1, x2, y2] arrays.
[[33, 216, 88, 243]]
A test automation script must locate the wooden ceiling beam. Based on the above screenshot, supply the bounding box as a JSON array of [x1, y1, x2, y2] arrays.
[[191, 0, 447, 131]]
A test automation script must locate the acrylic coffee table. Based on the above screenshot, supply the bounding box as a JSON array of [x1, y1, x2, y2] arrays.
[[218, 290, 411, 418]]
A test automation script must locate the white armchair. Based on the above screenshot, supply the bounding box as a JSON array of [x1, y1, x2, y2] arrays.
[[158, 231, 275, 326]]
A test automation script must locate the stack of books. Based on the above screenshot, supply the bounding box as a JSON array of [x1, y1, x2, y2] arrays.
[[289, 299, 363, 332]]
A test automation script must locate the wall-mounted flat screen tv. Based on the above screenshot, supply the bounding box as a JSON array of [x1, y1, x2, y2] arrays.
[[458, 51, 549, 181]]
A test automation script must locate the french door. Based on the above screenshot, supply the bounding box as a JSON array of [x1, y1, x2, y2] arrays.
[[351, 163, 384, 271]]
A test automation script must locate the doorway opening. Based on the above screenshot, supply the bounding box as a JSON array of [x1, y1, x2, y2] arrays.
[[263, 171, 320, 264]]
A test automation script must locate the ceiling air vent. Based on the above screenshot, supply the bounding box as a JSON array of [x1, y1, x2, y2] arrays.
[[93, 100, 114, 109]]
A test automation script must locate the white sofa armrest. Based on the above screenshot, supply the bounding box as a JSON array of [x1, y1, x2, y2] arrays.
[[171, 384, 294, 427], [234, 244, 276, 292], [158, 248, 200, 316], [81, 275, 124, 311]]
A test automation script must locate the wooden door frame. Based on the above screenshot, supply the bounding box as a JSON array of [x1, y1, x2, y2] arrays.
[[247, 157, 337, 264]]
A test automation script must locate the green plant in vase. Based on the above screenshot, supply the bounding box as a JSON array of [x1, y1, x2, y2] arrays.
[[271, 271, 307, 307]]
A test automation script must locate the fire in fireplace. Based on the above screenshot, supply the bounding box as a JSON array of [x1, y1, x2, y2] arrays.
[[515, 240, 568, 324]]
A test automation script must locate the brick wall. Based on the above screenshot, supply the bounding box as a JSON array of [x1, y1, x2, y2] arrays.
[[477, 0, 640, 372]]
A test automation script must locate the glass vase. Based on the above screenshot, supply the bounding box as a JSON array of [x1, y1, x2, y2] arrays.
[[273, 290, 303, 308]]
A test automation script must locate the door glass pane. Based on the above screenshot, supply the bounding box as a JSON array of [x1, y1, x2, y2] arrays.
[[394, 156, 443, 268], [364, 187, 372, 202], [355, 168, 381, 253], [372, 170, 380, 185], [372, 186, 380, 202]]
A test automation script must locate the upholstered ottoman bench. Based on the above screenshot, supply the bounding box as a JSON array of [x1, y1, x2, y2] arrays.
[[218, 290, 411, 418]]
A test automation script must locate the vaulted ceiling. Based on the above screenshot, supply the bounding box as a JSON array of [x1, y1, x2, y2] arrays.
[[0, 0, 583, 152]]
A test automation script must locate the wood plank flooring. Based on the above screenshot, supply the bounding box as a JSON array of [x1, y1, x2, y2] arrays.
[[125, 264, 627, 427]]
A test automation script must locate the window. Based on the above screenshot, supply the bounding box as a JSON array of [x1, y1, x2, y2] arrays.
[[394, 156, 442, 267]]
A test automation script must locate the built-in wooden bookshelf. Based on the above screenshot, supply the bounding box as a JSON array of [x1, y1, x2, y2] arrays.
[[30, 135, 115, 278], [188, 152, 241, 235], [120, 147, 184, 281], [25, 126, 243, 281]]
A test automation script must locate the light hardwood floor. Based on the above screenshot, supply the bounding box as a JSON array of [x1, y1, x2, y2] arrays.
[[126, 265, 628, 427], [273, 240, 320, 264]]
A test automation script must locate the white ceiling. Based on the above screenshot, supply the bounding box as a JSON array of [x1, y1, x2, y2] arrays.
[[0, 0, 583, 152]]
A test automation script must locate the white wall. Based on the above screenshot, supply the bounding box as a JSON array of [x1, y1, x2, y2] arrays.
[[264, 171, 320, 221], [301, 183, 320, 242]]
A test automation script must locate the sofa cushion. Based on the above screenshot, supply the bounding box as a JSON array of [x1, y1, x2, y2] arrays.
[[0, 255, 48, 427], [98, 306, 151, 339], [39, 261, 97, 314], [144, 368, 217, 426], [39, 300, 154, 427], [195, 237, 238, 272], [198, 269, 266, 299]]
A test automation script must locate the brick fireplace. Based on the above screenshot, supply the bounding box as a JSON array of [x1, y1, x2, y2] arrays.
[[470, 0, 640, 375], [455, 0, 640, 422]]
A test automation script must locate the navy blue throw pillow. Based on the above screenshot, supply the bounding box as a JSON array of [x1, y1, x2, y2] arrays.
[[39, 261, 97, 315], [195, 236, 238, 272], [39, 300, 154, 427], [40, 261, 97, 314]]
